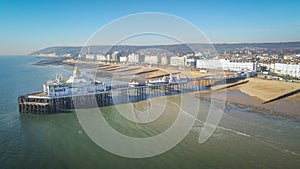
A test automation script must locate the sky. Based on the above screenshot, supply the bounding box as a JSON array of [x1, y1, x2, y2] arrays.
[[0, 0, 300, 55]]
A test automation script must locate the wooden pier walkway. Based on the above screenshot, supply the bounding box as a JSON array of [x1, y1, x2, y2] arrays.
[[18, 76, 242, 114]]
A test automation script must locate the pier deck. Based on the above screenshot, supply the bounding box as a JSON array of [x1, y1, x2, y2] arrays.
[[18, 76, 241, 114]]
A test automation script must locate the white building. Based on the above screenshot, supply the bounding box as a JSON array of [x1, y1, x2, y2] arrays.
[[106, 54, 111, 61], [161, 56, 168, 65], [228, 61, 257, 71], [96, 54, 106, 61], [111, 51, 119, 61], [144, 55, 158, 65], [196, 59, 257, 71], [119, 56, 128, 62], [196, 59, 224, 70], [170, 56, 186, 67], [127, 53, 139, 63], [86, 54, 95, 60], [274, 63, 300, 78], [43, 67, 107, 98]]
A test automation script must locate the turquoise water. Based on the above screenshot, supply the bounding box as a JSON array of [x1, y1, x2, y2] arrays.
[[0, 56, 300, 169]]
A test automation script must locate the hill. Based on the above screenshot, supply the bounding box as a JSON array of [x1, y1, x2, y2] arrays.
[[30, 42, 300, 57]]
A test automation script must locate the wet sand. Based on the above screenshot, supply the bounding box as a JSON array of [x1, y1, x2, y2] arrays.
[[198, 88, 300, 121], [233, 78, 300, 102]]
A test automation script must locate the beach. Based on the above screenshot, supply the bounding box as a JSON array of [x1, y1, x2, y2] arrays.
[[198, 78, 300, 120]]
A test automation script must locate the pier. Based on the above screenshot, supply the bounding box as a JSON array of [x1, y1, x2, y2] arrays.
[[18, 67, 240, 114], [18, 81, 201, 114]]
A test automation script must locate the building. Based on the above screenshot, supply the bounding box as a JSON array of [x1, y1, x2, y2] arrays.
[[186, 58, 196, 67], [196, 59, 257, 71], [170, 56, 186, 67], [106, 54, 111, 61], [43, 67, 107, 97], [144, 55, 158, 65], [119, 56, 128, 63], [228, 61, 257, 71], [111, 51, 119, 61], [274, 63, 300, 78], [258, 63, 275, 72], [96, 54, 106, 61], [161, 56, 168, 65], [85, 54, 95, 60], [127, 53, 139, 63], [18, 67, 109, 114], [196, 59, 223, 70]]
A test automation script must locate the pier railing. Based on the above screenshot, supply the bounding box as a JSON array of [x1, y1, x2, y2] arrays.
[[18, 76, 241, 114]]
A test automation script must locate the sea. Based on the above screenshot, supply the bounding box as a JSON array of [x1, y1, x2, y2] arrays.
[[0, 55, 300, 169]]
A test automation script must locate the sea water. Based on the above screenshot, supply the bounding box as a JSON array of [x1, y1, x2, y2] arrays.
[[0, 56, 299, 169]]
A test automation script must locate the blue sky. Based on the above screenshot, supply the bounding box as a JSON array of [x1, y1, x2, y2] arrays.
[[0, 0, 299, 54]]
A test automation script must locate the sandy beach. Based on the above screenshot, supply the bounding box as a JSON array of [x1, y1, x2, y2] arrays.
[[233, 78, 300, 102], [198, 78, 300, 120]]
